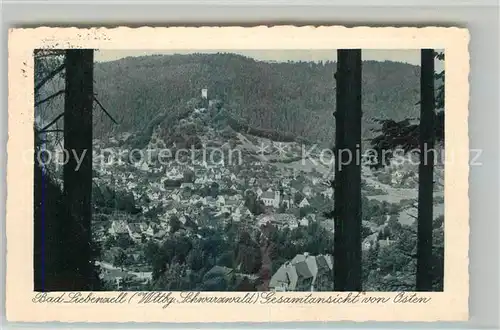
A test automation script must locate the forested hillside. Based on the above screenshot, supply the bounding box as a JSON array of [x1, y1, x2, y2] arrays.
[[90, 53, 421, 145]]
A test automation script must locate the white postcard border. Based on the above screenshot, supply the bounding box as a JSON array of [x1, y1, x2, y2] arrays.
[[6, 26, 469, 322]]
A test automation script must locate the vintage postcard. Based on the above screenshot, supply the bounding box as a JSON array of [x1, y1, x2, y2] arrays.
[[6, 26, 469, 322]]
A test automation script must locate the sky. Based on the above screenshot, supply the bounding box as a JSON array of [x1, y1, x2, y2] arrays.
[[94, 49, 444, 69]]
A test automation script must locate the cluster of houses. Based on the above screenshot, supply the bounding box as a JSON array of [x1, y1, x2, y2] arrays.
[[362, 233, 396, 251], [269, 253, 334, 292], [108, 217, 159, 242], [257, 213, 317, 230], [93, 128, 338, 243]]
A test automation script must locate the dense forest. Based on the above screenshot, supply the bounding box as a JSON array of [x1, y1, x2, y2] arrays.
[[90, 53, 422, 144]]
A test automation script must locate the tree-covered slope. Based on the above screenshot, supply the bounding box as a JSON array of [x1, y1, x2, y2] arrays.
[[90, 53, 421, 144]]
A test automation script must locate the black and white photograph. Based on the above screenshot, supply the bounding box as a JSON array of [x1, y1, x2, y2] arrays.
[[33, 47, 446, 293]]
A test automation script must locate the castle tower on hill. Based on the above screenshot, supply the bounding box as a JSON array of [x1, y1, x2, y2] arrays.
[[201, 88, 209, 108]]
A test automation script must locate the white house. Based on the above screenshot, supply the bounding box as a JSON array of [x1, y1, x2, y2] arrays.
[[299, 198, 310, 208], [166, 168, 183, 180], [140, 161, 150, 172], [180, 183, 194, 190], [140, 223, 155, 237], [217, 196, 226, 207], [391, 171, 404, 185], [179, 215, 187, 225], [299, 217, 309, 227], [225, 198, 241, 210], [362, 233, 378, 251], [232, 207, 242, 222], [194, 177, 206, 185], [257, 215, 274, 227], [321, 188, 334, 199], [194, 108, 207, 114], [126, 182, 137, 190], [109, 220, 128, 236], [261, 190, 280, 208], [127, 223, 142, 242], [269, 253, 333, 292], [269, 262, 298, 292]]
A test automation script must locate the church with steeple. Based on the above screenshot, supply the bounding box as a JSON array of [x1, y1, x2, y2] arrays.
[[259, 181, 294, 209]]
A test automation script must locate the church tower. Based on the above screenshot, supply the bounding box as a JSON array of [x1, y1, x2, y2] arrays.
[[274, 189, 281, 208], [275, 181, 284, 208]]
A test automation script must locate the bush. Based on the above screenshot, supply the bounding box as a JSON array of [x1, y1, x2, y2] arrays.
[[164, 179, 182, 188], [184, 135, 203, 149], [92, 184, 105, 206], [377, 172, 392, 185], [183, 170, 196, 183], [299, 206, 313, 218], [434, 195, 444, 204], [115, 190, 141, 214], [372, 215, 386, 226], [116, 235, 134, 249], [216, 251, 234, 268], [361, 224, 373, 239], [399, 198, 416, 209], [221, 127, 236, 139], [363, 185, 388, 196]]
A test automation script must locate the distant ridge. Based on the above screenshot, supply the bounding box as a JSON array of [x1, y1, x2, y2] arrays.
[[40, 53, 423, 145]]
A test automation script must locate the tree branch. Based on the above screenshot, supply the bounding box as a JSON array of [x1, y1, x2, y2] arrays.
[[94, 96, 118, 125], [38, 112, 64, 133], [408, 213, 418, 220], [35, 63, 65, 93], [400, 251, 418, 259], [401, 226, 417, 235], [34, 89, 65, 107]]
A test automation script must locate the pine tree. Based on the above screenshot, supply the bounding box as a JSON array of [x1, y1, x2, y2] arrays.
[[333, 50, 363, 291], [63, 49, 94, 290], [416, 49, 435, 291]]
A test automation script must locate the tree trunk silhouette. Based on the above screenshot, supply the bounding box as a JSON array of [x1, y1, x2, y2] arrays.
[[416, 49, 435, 291], [333, 50, 362, 291], [63, 49, 94, 290], [34, 157, 70, 291]]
